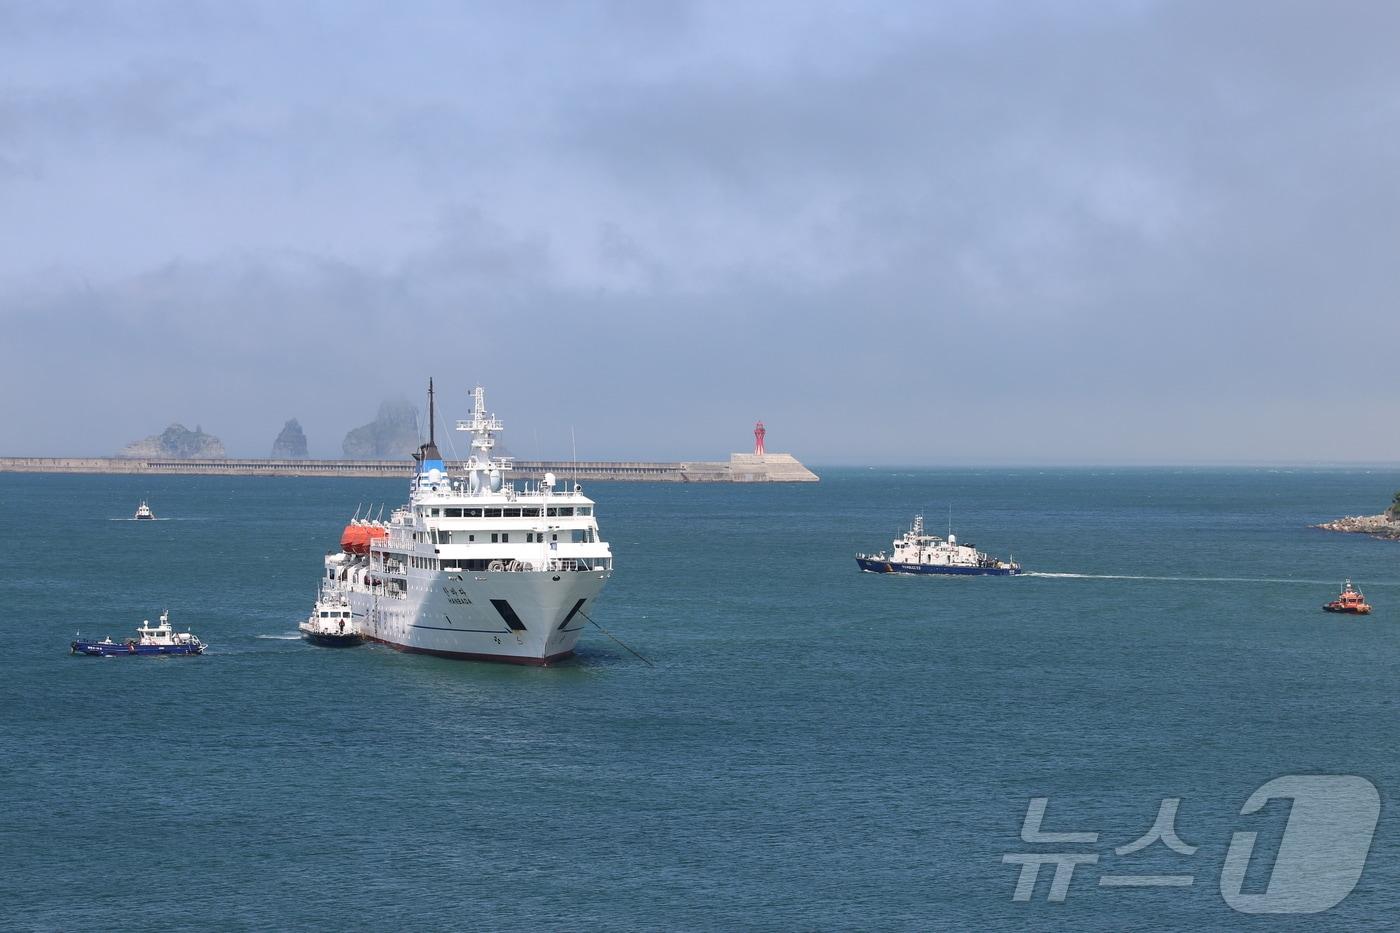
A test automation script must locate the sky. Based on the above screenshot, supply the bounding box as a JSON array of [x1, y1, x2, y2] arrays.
[[1, 0, 1397, 464]]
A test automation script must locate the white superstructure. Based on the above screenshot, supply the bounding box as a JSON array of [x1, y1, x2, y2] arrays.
[[136, 610, 205, 649], [299, 588, 361, 643], [318, 384, 612, 665]]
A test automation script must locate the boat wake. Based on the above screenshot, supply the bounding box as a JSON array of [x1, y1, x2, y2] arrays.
[[1026, 572, 1400, 587], [255, 633, 303, 641]]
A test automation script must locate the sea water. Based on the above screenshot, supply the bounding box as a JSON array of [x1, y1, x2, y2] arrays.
[[3, 468, 1399, 930]]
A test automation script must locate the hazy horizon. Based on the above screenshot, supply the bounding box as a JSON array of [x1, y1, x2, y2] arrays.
[[3, 1, 1397, 464]]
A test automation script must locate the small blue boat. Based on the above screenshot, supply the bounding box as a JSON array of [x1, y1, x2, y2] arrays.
[[71, 610, 207, 657]]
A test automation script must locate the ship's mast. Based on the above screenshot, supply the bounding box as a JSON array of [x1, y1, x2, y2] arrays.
[[415, 377, 443, 466], [455, 386, 509, 493]]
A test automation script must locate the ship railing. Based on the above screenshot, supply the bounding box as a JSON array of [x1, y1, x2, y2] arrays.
[[484, 558, 607, 573]]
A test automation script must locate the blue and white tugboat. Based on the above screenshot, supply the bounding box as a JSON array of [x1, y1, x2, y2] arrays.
[[856, 514, 1021, 576], [71, 610, 207, 656]]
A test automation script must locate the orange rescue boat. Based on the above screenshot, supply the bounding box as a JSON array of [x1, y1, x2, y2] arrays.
[[340, 522, 387, 555], [1323, 579, 1372, 615]]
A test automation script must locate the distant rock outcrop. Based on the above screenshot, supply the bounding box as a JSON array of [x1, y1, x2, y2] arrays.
[[1314, 513, 1400, 540], [271, 419, 309, 459], [343, 400, 421, 459], [118, 424, 226, 459]]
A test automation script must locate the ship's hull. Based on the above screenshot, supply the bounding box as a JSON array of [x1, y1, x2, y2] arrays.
[[70, 641, 204, 656], [301, 630, 364, 647], [347, 568, 608, 665], [855, 558, 1021, 576]]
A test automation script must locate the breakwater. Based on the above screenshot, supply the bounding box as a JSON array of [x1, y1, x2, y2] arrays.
[[0, 452, 818, 482]]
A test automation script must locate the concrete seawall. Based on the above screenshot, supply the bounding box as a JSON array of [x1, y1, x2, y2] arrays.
[[0, 453, 819, 482]]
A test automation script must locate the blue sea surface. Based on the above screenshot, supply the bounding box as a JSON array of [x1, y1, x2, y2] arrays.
[[3, 468, 1400, 930]]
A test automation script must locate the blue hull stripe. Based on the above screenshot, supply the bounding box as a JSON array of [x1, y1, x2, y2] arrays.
[[71, 642, 204, 656]]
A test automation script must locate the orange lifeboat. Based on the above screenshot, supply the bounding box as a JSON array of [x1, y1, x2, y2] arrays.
[[340, 523, 387, 555], [1323, 579, 1372, 615]]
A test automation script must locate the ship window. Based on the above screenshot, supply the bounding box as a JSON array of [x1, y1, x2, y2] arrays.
[[468, 534, 475, 542], [463, 508, 482, 517], [491, 533, 498, 543], [577, 507, 592, 516], [445, 508, 462, 517], [520, 507, 540, 517], [571, 529, 586, 543], [503, 508, 521, 517], [484, 508, 502, 518], [501, 533, 509, 543], [557, 507, 574, 517], [430, 508, 441, 517]]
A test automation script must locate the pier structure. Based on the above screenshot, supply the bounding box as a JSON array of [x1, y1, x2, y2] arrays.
[[0, 453, 819, 482]]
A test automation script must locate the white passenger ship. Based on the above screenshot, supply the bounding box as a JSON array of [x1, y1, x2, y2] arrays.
[[317, 384, 612, 665]]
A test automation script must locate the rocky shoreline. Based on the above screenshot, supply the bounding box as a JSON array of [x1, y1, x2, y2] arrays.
[[1314, 513, 1400, 540]]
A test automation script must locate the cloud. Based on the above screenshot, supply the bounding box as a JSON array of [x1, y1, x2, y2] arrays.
[[1, 1, 1398, 462]]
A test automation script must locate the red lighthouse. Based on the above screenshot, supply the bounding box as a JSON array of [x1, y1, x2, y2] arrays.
[[754, 421, 766, 456]]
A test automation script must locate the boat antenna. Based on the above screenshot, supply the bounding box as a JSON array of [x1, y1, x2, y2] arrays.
[[353, 502, 362, 521], [428, 377, 436, 446], [571, 425, 578, 492]]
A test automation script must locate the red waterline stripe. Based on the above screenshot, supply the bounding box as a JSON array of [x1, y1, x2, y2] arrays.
[[364, 634, 574, 667]]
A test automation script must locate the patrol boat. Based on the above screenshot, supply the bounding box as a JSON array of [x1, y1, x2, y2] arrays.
[[856, 514, 1021, 576], [300, 589, 364, 647], [134, 500, 155, 520], [70, 611, 207, 656], [314, 382, 612, 665]]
